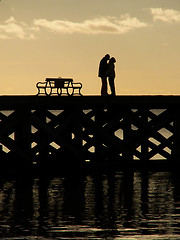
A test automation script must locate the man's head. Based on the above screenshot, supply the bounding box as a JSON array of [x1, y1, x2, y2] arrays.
[[105, 54, 110, 60]]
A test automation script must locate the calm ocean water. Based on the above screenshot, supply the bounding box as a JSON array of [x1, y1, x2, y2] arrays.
[[0, 169, 179, 240]]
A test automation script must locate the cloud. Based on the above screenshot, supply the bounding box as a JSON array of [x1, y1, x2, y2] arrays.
[[0, 16, 36, 40], [150, 8, 180, 23], [0, 15, 148, 40], [33, 15, 147, 34]]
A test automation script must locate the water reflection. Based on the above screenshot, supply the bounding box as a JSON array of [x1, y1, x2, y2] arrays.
[[0, 170, 179, 239]]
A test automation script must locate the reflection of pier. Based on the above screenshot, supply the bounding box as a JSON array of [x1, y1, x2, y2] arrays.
[[0, 95, 180, 170]]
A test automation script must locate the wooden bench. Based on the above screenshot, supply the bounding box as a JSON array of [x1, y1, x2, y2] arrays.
[[36, 78, 82, 96]]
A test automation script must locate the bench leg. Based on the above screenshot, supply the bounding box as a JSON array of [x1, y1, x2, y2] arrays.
[[67, 88, 71, 96], [58, 88, 62, 96], [58, 88, 71, 96], [49, 87, 59, 95], [71, 88, 82, 96], [37, 88, 40, 95], [37, 87, 47, 95], [45, 88, 50, 96]]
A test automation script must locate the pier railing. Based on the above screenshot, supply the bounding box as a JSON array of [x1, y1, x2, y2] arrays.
[[0, 95, 180, 169]]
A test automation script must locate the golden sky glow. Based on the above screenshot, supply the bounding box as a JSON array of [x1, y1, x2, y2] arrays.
[[0, 0, 180, 95]]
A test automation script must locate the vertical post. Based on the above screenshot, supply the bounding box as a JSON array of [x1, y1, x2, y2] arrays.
[[141, 170, 149, 215], [94, 108, 104, 162], [15, 108, 31, 165], [60, 108, 74, 162], [123, 107, 133, 164], [36, 109, 49, 166], [172, 107, 180, 162], [73, 108, 83, 164], [141, 108, 149, 163], [0, 145, 3, 158]]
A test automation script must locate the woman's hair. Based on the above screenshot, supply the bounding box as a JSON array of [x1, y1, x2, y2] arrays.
[[110, 57, 116, 63]]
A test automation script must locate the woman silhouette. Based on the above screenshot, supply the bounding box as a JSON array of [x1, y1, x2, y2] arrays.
[[106, 57, 116, 96]]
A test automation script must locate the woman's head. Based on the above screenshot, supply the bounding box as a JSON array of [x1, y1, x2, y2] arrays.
[[110, 57, 116, 63]]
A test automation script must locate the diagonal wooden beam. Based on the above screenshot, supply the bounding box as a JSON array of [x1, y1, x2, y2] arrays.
[[31, 112, 80, 158], [0, 111, 17, 139], [82, 111, 124, 154], [131, 109, 173, 149], [31, 109, 77, 142], [1, 136, 32, 162], [148, 136, 173, 159]]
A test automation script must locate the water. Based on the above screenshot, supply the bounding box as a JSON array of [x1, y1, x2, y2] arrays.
[[0, 170, 180, 240]]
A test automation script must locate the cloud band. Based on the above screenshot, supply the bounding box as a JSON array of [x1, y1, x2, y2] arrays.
[[1, 8, 180, 40], [150, 8, 180, 23], [33, 15, 147, 35]]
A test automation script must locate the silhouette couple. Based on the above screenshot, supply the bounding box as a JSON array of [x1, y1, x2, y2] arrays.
[[98, 54, 116, 96]]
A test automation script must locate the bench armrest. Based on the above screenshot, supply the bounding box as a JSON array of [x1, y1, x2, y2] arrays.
[[72, 82, 82, 88], [36, 82, 47, 88]]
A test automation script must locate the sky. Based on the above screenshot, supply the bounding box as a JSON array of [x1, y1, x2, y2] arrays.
[[0, 0, 180, 96]]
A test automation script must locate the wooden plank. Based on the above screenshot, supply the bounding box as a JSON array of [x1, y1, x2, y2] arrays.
[[0, 95, 180, 110]]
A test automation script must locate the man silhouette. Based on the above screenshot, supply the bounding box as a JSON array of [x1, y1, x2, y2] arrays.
[[98, 54, 110, 95]]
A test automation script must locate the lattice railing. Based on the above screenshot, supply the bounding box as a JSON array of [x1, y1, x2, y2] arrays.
[[0, 107, 178, 166]]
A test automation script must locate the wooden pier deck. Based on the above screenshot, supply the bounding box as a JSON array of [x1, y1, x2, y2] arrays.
[[1, 95, 180, 109], [0, 95, 180, 172]]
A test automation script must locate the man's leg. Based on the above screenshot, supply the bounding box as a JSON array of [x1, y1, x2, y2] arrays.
[[101, 77, 107, 95]]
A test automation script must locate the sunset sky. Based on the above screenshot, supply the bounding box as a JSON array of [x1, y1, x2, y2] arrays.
[[0, 0, 180, 95]]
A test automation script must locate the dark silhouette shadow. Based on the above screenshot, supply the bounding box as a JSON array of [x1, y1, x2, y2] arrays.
[[98, 54, 110, 96], [106, 57, 116, 96]]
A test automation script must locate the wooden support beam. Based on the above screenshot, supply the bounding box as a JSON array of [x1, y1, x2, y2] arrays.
[[140, 108, 149, 162], [0, 96, 179, 169], [72, 108, 83, 162], [94, 108, 104, 161], [172, 107, 180, 161], [15, 108, 32, 165], [123, 108, 133, 163], [31, 110, 80, 160], [34, 109, 49, 165]]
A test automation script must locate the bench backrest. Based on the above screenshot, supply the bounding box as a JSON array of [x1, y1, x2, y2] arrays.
[[46, 78, 73, 88]]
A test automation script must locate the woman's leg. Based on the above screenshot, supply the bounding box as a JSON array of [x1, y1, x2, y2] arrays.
[[109, 77, 116, 95]]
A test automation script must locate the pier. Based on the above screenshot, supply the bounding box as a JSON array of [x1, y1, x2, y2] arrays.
[[0, 95, 180, 171]]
